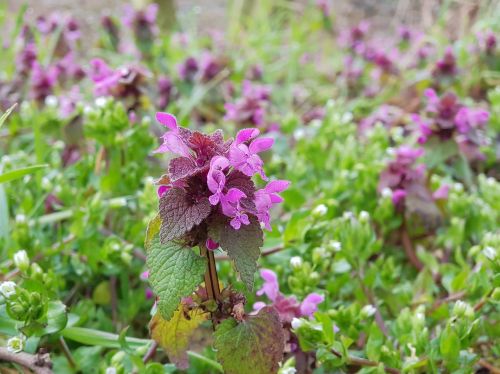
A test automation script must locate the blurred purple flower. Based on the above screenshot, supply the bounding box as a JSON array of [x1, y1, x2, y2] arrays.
[[30, 62, 58, 102], [254, 269, 324, 323], [433, 184, 450, 200], [178, 57, 199, 82], [16, 42, 37, 77], [432, 46, 458, 78], [224, 80, 271, 127], [157, 76, 174, 109]]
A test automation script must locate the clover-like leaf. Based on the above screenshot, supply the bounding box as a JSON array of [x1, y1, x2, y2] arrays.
[[147, 237, 205, 320], [209, 216, 263, 290], [214, 306, 284, 374], [159, 187, 212, 243], [150, 307, 208, 369]]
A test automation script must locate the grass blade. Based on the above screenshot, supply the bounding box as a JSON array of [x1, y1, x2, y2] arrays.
[[0, 164, 48, 184]]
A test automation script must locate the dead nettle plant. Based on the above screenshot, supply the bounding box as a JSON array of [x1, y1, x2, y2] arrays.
[[145, 112, 290, 373]]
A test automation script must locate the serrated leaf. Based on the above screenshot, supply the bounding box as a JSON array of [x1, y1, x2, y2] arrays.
[[209, 216, 263, 290], [147, 237, 205, 320], [159, 188, 211, 243], [214, 306, 284, 374], [150, 307, 208, 369], [168, 157, 197, 182]]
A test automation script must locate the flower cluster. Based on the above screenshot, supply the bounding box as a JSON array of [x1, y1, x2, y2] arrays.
[[253, 269, 324, 323], [224, 80, 272, 127], [89, 58, 149, 109], [378, 146, 426, 206], [154, 112, 289, 236], [412, 89, 489, 160]]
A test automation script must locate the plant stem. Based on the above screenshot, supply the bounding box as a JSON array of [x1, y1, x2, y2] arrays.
[[58, 336, 76, 369], [0, 348, 53, 374], [142, 341, 158, 364], [332, 349, 400, 374], [200, 243, 221, 302], [401, 222, 424, 271], [357, 270, 389, 338]]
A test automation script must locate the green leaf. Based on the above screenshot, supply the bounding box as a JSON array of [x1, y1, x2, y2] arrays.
[[61, 327, 150, 349], [0, 164, 48, 184], [20, 301, 68, 337], [145, 214, 161, 248], [147, 237, 205, 320], [208, 216, 263, 290], [214, 306, 284, 374], [0, 103, 16, 129], [440, 325, 460, 363], [150, 307, 208, 369]]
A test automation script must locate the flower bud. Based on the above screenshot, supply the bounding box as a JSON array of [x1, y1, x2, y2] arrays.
[[381, 187, 392, 199], [290, 256, 303, 269], [7, 336, 25, 353], [360, 304, 376, 318], [359, 210, 370, 222], [312, 204, 328, 217], [0, 281, 16, 298], [13, 250, 30, 273], [483, 246, 497, 261], [452, 300, 474, 319], [327, 240, 342, 252]]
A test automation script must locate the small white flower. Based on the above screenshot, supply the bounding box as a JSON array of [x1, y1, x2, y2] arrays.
[[329, 240, 342, 252], [44, 95, 58, 107], [313, 246, 328, 259], [386, 147, 395, 156], [280, 367, 297, 374], [361, 304, 376, 317], [453, 182, 464, 192], [13, 250, 29, 272], [341, 112, 353, 123], [290, 256, 303, 269], [359, 211, 370, 222], [15, 214, 26, 224], [312, 204, 328, 217], [83, 105, 93, 114], [105, 368, 117, 374], [343, 211, 354, 220], [294, 128, 306, 140], [291, 318, 304, 330], [95, 97, 108, 107], [7, 336, 25, 353], [486, 177, 496, 186], [483, 246, 497, 261], [41, 177, 52, 190], [381, 187, 393, 198], [0, 281, 16, 298]]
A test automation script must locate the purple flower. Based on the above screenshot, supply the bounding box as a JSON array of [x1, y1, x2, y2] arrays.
[[300, 293, 325, 317], [224, 80, 271, 127], [433, 46, 458, 78], [153, 112, 287, 233], [316, 0, 331, 17], [157, 76, 174, 109], [378, 146, 426, 208], [207, 156, 230, 205], [199, 52, 225, 83], [30, 62, 58, 102], [123, 3, 158, 45], [433, 184, 450, 200], [153, 112, 192, 158], [178, 57, 199, 82], [229, 128, 274, 179], [89, 58, 122, 96], [254, 269, 324, 322], [56, 52, 86, 83], [254, 180, 290, 230], [59, 86, 81, 118], [220, 188, 250, 229], [16, 42, 37, 76], [454, 107, 489, 134]]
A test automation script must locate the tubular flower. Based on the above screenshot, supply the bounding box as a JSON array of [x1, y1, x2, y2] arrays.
[[153, 112, 289, 236]]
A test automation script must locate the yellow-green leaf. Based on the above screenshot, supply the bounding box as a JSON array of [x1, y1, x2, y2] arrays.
[[150, 307, 208, 369]]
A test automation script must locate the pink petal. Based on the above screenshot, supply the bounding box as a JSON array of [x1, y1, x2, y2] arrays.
[[225, 188, 247, 202], [235, 128, 260, 145], [155, 112, 178, 131], [300, 293, 324, 317], [264, 180, 291, 193], [155, 132, 191, 158], [249, 137, 274, 153], [206, 238, 219, 251]]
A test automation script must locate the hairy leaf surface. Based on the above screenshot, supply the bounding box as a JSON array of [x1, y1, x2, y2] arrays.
[[150, 307, 208, 369], [209, 216, 263, 290], [147, 237, 205, 320], [214, 306, 284, 374], [159, 187, 211, 243]]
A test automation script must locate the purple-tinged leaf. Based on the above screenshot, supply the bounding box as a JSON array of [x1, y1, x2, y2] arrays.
[[214, 306, 284, 374], [159, 188, 212, 243], [208, 216, 263, 290]]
